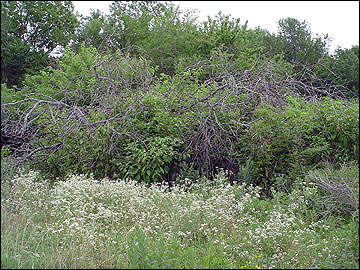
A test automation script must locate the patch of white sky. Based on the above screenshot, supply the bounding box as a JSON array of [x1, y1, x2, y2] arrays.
[[72, 1, 359, 54]]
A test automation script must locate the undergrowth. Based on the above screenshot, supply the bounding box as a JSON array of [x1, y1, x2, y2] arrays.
[[1, 163, 358, 269]]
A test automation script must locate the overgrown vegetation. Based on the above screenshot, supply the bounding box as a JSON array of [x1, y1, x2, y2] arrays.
[[1, 167, 358, 268], [1, 1, 359, 269]]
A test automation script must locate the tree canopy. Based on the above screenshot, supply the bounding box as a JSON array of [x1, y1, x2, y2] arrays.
[[1, 1, 78, 87]]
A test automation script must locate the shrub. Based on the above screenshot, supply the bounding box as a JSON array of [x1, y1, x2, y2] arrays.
[[242, 96, 359, 193]]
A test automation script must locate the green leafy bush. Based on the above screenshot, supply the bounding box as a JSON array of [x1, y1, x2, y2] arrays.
[[120, 136, 184, 183], [24, 44, 100, 106], [242, 96, 359, 193]]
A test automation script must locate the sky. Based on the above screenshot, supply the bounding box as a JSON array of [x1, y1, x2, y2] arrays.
[[72, 1, 359, 54]]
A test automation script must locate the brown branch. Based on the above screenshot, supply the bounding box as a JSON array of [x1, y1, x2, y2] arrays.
[[25, 142, 62, 160]]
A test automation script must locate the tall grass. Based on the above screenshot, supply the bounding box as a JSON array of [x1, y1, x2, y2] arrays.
[[1, 165, 359, 269]]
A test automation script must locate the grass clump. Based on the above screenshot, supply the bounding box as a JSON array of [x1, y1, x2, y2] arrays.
[[1, 166, 359, 269]]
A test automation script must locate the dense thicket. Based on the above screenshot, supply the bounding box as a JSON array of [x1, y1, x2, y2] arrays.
[[1, 1, 359, 196]]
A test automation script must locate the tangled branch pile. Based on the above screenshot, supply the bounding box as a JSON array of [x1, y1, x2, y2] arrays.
[[1, 45, 358, 192]]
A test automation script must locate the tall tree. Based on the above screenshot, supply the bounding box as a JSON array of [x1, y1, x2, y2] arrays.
[[314, 45, 359, 98], [106, 1, 200, 75], [1, 1, 78, 87], [199, 11, 246, 55], [71, 9, 113, 54], [333, 45, 359, 97], [277, 17, 330, 70], [107, 1, 166, 52]]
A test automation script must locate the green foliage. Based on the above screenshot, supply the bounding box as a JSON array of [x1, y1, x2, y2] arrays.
[[236, 158, 261, 187], [121, 136, 183, 183], [199, 12, 247, 54], [1, 1, 78, 87], [24, 44, 99, 105], [1, 83, 31, 125], [108, 1, 166, 51], [314, 45, 359, 98], [28, 85, 189, 183], [127, 225, 231, 269], [196, 12, 269, 75], [277, 17, 330, 69], [1, 83, 27, 104], [24, 44, 156, 107], [1, 146, 11, 158], [2, 1, 358, 192], [136, 2, 200, 76], [243, 96, 359, 192], [1, 4, 359, 268], [71, 9, 110, 54]]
